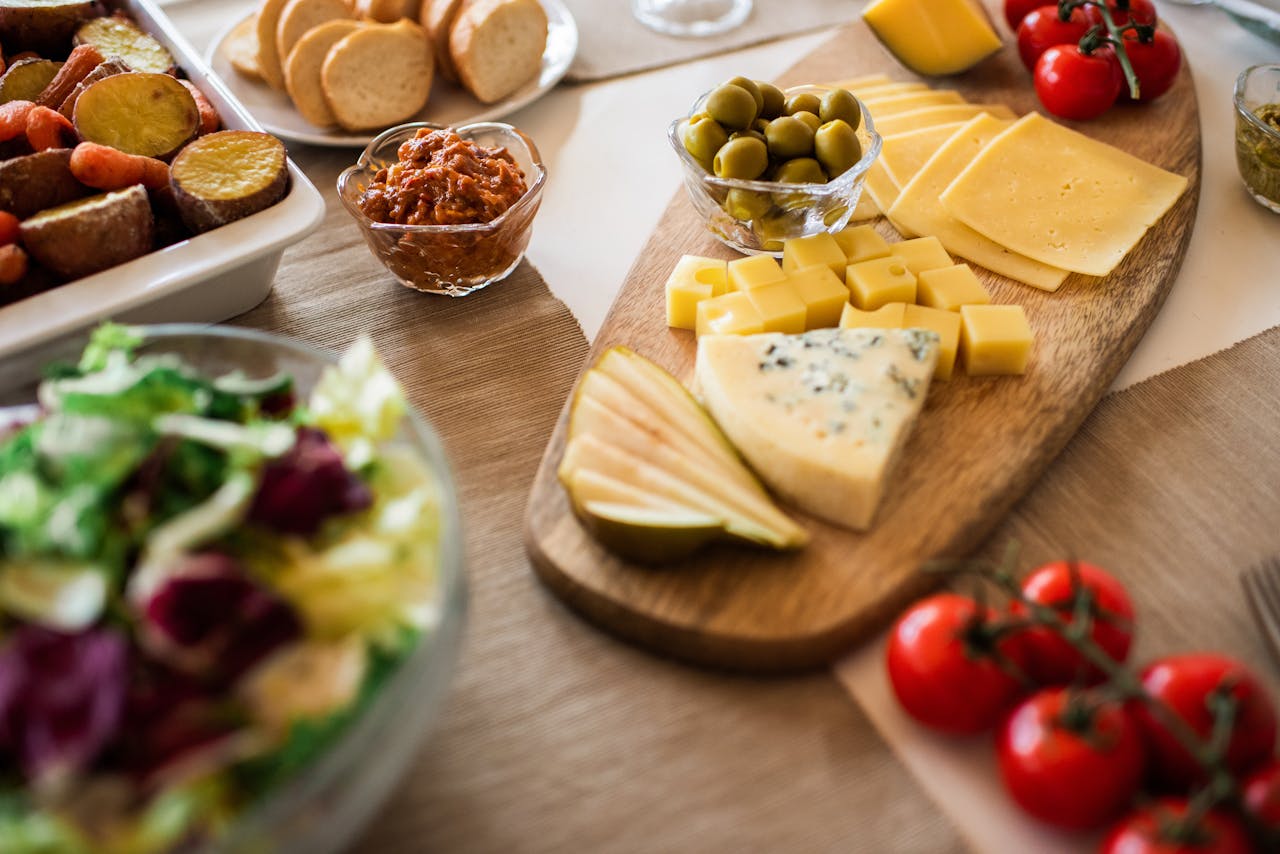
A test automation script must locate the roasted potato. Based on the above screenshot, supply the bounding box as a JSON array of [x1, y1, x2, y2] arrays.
[[0, 147, 86, 218], [74, 14, 174, 75], [0, 57, 60, 103], [20, 183, 153, 279], [0, 0, 100, 56], [73, 71, 198, 159], [169, 130, 288, 233]]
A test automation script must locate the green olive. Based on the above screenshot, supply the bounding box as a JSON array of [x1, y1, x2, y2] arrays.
[[704, 83, 758, 131], [756, 81, 785, 119], [814, 119, 863, 178], [793, 111, 821, 133], [819, 88, 862, 130], [725, 76, 764, 116], [784, 92, 822, 117], [772, 157, 828, 184], [764, 115, 814, 160], [729, 129, 767, 145], [724, 187, 771, 221], [751, 117, 770, 135], [681, 115, 729, 168], [713, 136, 769, 180]]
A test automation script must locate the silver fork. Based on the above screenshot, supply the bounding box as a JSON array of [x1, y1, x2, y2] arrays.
[[1242, 557, 1280, 665]]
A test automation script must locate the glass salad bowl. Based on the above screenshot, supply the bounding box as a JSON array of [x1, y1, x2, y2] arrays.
[[669, 85, 882, 256], [0, 325, 466, 854]]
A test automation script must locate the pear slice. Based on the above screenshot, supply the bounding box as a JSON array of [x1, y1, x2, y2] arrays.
[[565, 467, 689, 513], [578, 501, 725, 563]]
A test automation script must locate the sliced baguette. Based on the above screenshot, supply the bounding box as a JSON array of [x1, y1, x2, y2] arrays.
[[450, 0, 546, 105], [255, 0, 292, 89], [285, 18, 361, 127], [321, 18, 433, 131], [277, 0, 352, 67], [354, 0, 421, 21], [225, 15, 263, 81], [421, 0, 464, 82]]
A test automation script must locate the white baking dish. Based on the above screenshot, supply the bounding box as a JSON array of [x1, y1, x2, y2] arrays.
[[0, 0, 325, 386]]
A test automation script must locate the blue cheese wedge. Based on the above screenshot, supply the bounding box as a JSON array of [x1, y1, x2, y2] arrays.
[[694, 328, 938, 531]]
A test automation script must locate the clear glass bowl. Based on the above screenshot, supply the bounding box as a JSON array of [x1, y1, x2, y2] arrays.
[[0, 324, 468, 854], [1234, 64, 1280, 214], [668, 85, 882, 256], [338, 121, 546, 296]]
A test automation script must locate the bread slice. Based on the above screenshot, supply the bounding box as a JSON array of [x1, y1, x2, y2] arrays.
[[255, 0, 292, 89], [225, 15, 262, 81], [277, 0, 352, 66], [354, 0, 421, 21], [285, 18, 361, 127], [421, 0, 464, 82], [321, 19, 433, 131], [450, 0, 547, 105]]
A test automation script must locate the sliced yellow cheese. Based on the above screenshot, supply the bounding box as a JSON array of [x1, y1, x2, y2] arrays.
[[824, 73, 893, 90], [874, 104, 1014, 137], [848, 192, 881, 222], [878, 122, 966, 191], [863, 0, 1002, 76], [889, 115, 1071, 292], [861, 161, 902, 217], [864, 90, 966, 118], [842, 82, 929, 100], [940, 113, 1189, 278]]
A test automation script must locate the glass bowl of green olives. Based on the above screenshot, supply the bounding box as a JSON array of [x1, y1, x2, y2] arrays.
[[669, 78, 882, 255]]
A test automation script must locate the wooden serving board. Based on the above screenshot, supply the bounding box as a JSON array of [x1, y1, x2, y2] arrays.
[[524, 10, 1201, 673]]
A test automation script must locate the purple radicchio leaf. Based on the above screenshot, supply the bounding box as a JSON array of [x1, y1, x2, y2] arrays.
[[0, 625, 128, 785], [248, 427, 373, 536]]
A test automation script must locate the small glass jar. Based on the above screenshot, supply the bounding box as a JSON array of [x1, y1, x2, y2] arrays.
[[1234, 63, 1280, 214]]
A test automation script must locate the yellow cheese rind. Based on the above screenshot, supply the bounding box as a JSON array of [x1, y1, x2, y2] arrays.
[[889, 115, 1070, 292], [874, 104, 1014, 137], [939, 113, 1189, 278], [863, 0, 1002, 76]]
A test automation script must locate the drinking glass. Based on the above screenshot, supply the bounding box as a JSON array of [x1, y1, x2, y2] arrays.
[[631, 0, 753, 37]]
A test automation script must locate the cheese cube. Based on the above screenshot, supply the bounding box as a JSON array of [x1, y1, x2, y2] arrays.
[[744, 282, 807, 334], [840, 302, 907, 330], [904, 304, 961, 381], [960, 304, 1033, 376], [787, 265, 850, 330], [862, 0, 1002, 77], [665, 256, 727, 329], [917, 264, 991, 312], [783, 232, 847, 278], [696, 292, 766, 337], [890, 236, 953, 276], [847, 257, 917, 310], [834, 225, 891, 264], [727, 254, 786, 291]]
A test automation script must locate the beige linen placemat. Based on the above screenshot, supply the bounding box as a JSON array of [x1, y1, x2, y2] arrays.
[[564, 0, 857, 82]]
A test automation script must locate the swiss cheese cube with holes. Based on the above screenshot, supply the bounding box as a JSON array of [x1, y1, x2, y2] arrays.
[[665, 256, 727, 329], [840, 302, 907, 330], [847, 257, 917, 309], [696, 292, 765, 337]]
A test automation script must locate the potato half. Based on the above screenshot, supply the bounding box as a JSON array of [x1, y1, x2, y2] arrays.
[[169, 130, 288, 233], [21, 185, 154, 280]]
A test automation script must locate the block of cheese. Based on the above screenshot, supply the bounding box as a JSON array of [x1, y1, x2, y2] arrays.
[[917, 264, 991, 311], [840, 302, 907, 330], [904, 304, 961, 381], [863, 0, 1002, 76], [864, 90, 966, 117], [960, 304, 1033, 375], [878, 123, 966, 192], [874, 104, 1014, 137], [728, 254, 786, 291], [665, 256, 726, 329], [695, 328, 939, 531], [783, 232, 846, 278], [696, 292, 764, 337], [834, 225, 892, 263], [745, 282, 807, 333], [848, 256, 917, 309], [786, 265, 850, 330], [890, 115, 1070, 291], [889, 236, 954, 275], [940, 113, 1189, 277]]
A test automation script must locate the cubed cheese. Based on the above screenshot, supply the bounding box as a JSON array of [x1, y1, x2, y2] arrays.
[[904, 303, 961, 381], [862, 0, 1002, 76], [917, 264, 991, 312], [840, 302, 907, 330], [890, 236, 953, 275], [960, 304, 1034, 375], [727, 254, 787, 291], [787, 265, 850, 330], [665, 256, 726, 329], [745, 282, 807, 333], [834, 224, 892, 264], [847, 256, 917, 309], [696, 292, 765, 337], [783, 232, 847, 278]]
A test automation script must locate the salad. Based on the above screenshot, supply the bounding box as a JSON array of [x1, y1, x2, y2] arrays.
[[0, 325, 444, 852]]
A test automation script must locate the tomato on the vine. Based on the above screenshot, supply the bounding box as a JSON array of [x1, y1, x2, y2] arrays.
[[1017, 5, 1092, 71], [1003, 0, 1047, 31], [1137, 654, 1278, 788], [996, 688, 1145, 830], [1012, 560, 1134, 686], [886, 593, 1027, 735], [1243, 761, 1280, 829], [1084, 0, 1158, 29], [1101, 799, 1254, 854], [1122, 29, 1182, 102], [1034, 44, 1123, 121]]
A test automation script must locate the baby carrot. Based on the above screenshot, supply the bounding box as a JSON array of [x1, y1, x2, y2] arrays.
[[0, 211, 19, 246], [25, 106, 75, 151], [0, 101, 34, 142], [69, 142, 170, 192], [179, 80, 221, 135], [0, 244, 28, 286]]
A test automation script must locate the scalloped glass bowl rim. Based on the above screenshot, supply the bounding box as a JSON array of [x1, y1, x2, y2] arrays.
[[666, 84, 883, 193], [337, 121, 547, 235], [1235, 64, 1280, 145]]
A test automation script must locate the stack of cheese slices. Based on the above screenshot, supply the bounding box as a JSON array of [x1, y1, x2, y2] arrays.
[[830, 74, 1188, 291], [226, 0, 548, 131]]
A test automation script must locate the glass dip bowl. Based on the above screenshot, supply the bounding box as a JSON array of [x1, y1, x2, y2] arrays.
[[0, 325, 467, 854], [338, 121, 546, 296], [1234, 64, 1280, 214], [668, 85, 882, 256]]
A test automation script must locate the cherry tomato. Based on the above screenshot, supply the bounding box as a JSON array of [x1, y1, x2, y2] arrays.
[[1017, 5, 1091, 72], [1013, 560, 1134, 686], [996, 688, 1145, 830], [1244, 760, 1280, 829], [1137, 654, 1278, 788], [1004, 0, 1046, 31], [1034, 45, 1123, 121], [1084, 0, 1158, 29], [1100, 799, 1254, 854], [886, 593, 1027, 735], [1121, 29, 1182, 102]]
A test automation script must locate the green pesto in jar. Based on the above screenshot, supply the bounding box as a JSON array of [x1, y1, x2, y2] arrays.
[[1237, 103, 1280, 205]]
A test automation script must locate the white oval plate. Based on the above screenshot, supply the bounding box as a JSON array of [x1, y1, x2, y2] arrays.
[[204, 0, 578, 147]]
